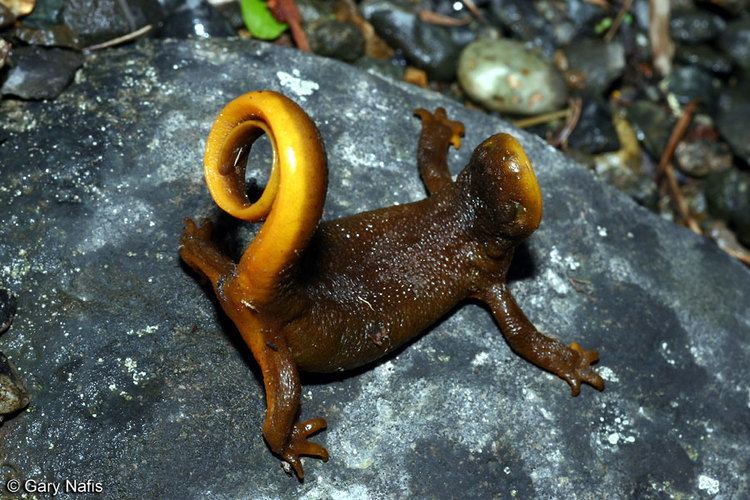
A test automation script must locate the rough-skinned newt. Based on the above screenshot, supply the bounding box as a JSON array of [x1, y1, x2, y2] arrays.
[[180, 90, 604, 479]]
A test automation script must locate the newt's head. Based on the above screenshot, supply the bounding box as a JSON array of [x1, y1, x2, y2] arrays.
[[459, 133, 543, 239]]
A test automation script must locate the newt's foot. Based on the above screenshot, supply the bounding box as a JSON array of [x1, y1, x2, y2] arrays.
[[181, 218, 213, 243], [280, 417, 329, 480], [415, 107, 465, 149], [560, 342, 605, 396]]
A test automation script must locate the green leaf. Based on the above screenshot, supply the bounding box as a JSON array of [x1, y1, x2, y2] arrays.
[[241, 0, 288, 40], [594, 17, 613, 35]]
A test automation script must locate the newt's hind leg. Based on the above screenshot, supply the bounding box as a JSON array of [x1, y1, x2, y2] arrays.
[[478, 284, 604, 396], [231, 316, 328, 480], [414, 107, 465, 195]]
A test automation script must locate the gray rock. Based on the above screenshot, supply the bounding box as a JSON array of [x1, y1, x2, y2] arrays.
[[0, 46, 83, 100], [361, 0, 461, 81], [565, 38, 626, 96], [458, 38, 568, 115], [716, 84, 750, 164], [719, 17, 750, 70], [0, 38, 749, 498], [669, 8, 726, 44]]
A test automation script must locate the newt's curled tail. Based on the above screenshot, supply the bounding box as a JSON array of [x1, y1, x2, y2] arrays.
[[203, 90, 328, 305]]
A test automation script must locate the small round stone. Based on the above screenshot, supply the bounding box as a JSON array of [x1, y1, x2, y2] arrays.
[[458, 38, 568, 115]]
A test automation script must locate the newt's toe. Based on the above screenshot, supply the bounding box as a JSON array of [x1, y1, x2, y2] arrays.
[[281, 418, 329, 481], [563, 342, 605, 396]]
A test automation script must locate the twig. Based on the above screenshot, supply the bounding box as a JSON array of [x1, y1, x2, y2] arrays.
[[656, 101, 698, 183], [549, 97, 583, 148], [461, 0, 486, 22], [656, 100, 701, 235], [569, 277, 594, 295], [585, 0, 610, 8], [649, 0, 674, 76], [269, 0, 309, 52], [512, 109, 570, 128], [418, 10, 471, 26], [85, 24, 153, 51], [724, 247, 750, 266], [604, 0, 633, 42]]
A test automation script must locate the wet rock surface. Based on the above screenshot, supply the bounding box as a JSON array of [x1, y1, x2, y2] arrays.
[[0, 39, 749, 498], [0, 45, 83, 99]]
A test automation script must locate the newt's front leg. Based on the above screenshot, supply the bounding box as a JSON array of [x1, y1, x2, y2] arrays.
[[479, 284, 604, 396], [414, 107, 465, 195]]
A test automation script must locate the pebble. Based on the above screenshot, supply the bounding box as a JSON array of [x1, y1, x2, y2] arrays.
[[0, 289, 16, 335], [0, 0, 33, 16], [716, 84, 750, 164], [663, 65, 720, 110], [308, 20, 365, 63], [60, 0, 163, 46], [594, 152, 658, 209], [0, 46, 83, 99], [19, 0, 65, 29], [669, 8, 725, 44], [488, 0, 555, 56], [675, 44, 734, 75], [0, 38, 9, 70], [705, 169, 750, 247], [12, 24, 81, 49], [565, 38, 625, 96], [158, 0, 234, 39], [458, 38, 568, 115], [718, 17, 750, 70], [627, 101, 676, 158], [568, 98, 620, 154], [675, 139, 733, 178], [361, 0, 461, 81]]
